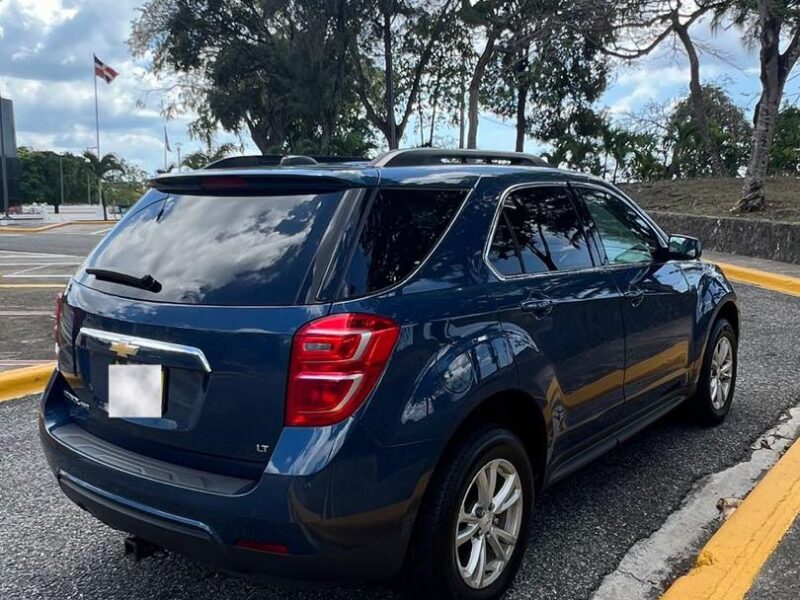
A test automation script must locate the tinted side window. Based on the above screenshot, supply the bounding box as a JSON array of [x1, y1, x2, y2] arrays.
[[578, 188, 658, 265], [489, 186, 592, 275], [488, 214, 524, 276], [341, 189, 466, 297]]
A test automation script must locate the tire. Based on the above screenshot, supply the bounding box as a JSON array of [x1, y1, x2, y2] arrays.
[[405, 425, 534, 600], [689, 318, 738, 425]]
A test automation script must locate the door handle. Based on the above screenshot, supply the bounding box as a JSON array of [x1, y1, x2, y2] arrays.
[[624, 288, 645, 307], [521, 298, 554, 318]]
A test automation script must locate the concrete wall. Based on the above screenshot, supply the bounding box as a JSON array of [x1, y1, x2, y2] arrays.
[[651, 211, 800, 265]]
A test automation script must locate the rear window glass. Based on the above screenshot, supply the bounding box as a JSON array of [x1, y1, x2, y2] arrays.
[[81, 189, 342, 305], [340, 189, 466, 298]]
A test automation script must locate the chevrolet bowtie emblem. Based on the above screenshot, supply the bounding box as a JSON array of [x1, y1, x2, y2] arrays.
[[109, 341, 140, 359]]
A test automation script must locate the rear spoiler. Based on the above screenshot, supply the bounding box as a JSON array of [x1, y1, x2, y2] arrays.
[[150, 169, 378, 195]]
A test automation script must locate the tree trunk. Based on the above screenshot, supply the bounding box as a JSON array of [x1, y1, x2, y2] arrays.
[[514, 49, 529, 152], [734, 3, 797, 212], [467, 32, 496, 149], [458, 76, 466, 148], [383, 2, 398, 149], [672, 15, 726, 177]]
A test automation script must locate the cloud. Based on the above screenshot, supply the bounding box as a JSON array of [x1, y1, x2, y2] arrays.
[[0, 1, 791, 174]]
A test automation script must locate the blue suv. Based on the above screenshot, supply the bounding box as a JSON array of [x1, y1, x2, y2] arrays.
[[40, 149, 739, 599]]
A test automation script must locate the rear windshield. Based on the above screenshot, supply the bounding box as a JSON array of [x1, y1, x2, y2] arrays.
[[339, 188, 467, 298], [81, 189, 343, 305]]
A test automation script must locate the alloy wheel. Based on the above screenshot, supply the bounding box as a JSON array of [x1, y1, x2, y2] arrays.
[[454, 458, 524, 589], [710, 336, 734, 410]]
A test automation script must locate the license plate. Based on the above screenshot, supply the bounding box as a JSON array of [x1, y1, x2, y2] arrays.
[[108, 364, 164, 418]]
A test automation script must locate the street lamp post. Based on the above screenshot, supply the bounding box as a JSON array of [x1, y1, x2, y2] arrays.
[[57, 154, 64, 215], [0, 92, 9, 217]]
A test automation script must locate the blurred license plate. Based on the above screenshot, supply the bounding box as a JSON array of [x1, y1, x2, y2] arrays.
[[108, 364, 163, 418]]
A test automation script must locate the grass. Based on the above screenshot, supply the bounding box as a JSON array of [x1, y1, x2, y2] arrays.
[[619, 177, 800, 223]]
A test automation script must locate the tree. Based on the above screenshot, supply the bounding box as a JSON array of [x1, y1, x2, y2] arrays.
[[83, 152, 125, 220], [666, 84, 752, 177], [727, 0, 800, 211], [347, 0, 462, 149], [180, 143, 238, 171], [131, 0, 374, 155], [477, 0, 615, 151], [605, 0, 731, 177], [769, 105, 800, 175]]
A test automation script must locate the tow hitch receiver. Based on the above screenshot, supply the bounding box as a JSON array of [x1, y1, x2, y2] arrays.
[[124, 535, 161, 561]]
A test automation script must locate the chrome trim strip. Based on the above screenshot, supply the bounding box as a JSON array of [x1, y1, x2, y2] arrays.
[[77, 327, 212, 373], [482, 180, 664, 283]]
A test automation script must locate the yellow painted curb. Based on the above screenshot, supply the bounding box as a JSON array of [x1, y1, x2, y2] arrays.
[[0, 363, 55, 402], [661, 437, 800, 600], [0, 220, 116, 234], [715, 261, 800, 297]]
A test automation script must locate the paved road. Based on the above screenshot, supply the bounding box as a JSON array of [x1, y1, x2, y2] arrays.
[[0, 226, 106, 256], [1, 246, 799, 599], [747, 518, 800, 600]]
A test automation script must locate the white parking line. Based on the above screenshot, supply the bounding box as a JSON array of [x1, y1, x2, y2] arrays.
[[0, 251, 82, 281]]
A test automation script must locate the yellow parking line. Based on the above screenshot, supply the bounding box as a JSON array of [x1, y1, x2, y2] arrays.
[[715, 261, 800, 297], [0, 284, 66, 288], [661, 437, 800, 600], [0, 363, 55, 403], [0, 220, 116, 234]]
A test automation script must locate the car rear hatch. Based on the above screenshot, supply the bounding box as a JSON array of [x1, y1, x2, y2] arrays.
[[55, 169, 377, 479]]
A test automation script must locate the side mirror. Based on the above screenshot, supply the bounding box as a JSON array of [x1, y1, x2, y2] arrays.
[[667, 234, 702, 260]]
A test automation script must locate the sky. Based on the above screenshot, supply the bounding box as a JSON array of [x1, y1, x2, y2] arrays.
[[0, 0, 797, 175]]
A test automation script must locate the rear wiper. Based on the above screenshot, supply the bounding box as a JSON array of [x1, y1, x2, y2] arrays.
[[86, 268, 162, 293]]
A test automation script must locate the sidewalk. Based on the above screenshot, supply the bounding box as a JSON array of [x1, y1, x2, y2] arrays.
[[746, 517, 800, 600]]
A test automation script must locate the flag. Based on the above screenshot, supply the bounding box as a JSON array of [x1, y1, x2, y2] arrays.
[[94, 55, 118, 84], [164, 127, 171, 152]]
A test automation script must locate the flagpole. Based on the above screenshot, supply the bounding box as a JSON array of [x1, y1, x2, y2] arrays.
[[93, 57, 100, 158], [93, 55, 107, 220]]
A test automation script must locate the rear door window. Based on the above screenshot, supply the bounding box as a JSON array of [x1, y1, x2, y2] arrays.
[[81, 189, 344, 305], [339, 188, 467, 298], [488, 185, 593, 276]]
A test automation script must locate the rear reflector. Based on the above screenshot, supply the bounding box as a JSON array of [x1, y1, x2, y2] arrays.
[[235, 540, 289, 555], [54, 292, 64, 355], [286, 313, 400, 427]]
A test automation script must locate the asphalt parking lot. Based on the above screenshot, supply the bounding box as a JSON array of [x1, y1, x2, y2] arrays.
[[1, 228, 799, 600]]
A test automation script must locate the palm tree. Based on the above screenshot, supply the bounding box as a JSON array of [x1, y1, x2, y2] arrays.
[[83, 152, 125, 220]]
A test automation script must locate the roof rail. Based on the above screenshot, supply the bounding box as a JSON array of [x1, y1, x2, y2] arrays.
[[372, 148, 549, 168], [203, 154, 367, 170]]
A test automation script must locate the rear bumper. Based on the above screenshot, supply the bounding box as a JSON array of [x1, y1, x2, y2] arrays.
[[39, 371, 435, 583]]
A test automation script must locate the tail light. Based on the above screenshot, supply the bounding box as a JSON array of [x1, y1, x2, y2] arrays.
[[286, 313, 400, 427], [54, 292, 64, 355]]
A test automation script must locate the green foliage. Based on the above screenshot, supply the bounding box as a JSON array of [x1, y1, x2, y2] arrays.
[[17, 148, 146, 207], [666, 85, 752, 177], [132, 0, 376, 156], [769, 106, 800, 175], [180, 143, 238, 170]]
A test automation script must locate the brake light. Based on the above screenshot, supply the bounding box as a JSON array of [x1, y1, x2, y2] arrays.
[[54, 292, 64, 355], [286, 313, 400, 426]]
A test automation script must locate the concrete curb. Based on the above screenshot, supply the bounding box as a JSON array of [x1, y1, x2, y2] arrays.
[[0, 363, 55, 403], [661, 436, 800, 600], [0, 220, 116, 234]]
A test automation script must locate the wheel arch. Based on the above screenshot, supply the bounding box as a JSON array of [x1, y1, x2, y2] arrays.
[[430, 389, 549, 495]]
